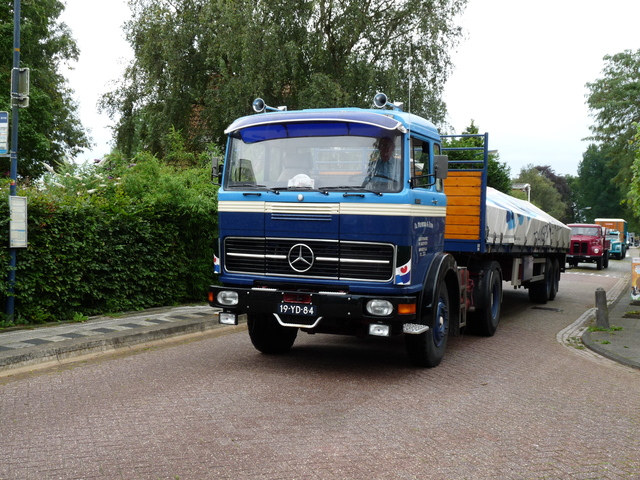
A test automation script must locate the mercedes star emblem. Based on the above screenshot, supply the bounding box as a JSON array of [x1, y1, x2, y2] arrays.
[[288, 243, 315, 272]]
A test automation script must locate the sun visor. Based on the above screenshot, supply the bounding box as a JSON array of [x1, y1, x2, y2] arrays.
[[224, 110, 406, 136]]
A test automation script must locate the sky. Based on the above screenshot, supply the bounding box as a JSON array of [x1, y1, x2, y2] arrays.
[[60, 0, 640, 177]]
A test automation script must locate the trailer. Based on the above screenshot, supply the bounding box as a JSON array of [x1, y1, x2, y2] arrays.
[[208, 94, 570, 367]]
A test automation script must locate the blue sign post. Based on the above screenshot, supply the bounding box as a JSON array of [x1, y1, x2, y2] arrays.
[[6, 0, 22, 320]]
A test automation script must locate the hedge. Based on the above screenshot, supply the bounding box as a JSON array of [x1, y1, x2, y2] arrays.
[[0, 149, 219, 326]]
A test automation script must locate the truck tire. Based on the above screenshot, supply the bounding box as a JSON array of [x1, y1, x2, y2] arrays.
[[248, 313, 298, 354], [405, 282, 450, 368], [603, 251, 609, 268], [596, 256, 603, 270], [474, 261, 502, 336], [528, 258, 552, 304], [549, 258, 560, 301]]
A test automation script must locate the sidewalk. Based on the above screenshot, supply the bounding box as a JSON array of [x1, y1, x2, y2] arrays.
[[581, 272, 640, 370], [0, 305, 241, 376], [2, 274, 640, 376]]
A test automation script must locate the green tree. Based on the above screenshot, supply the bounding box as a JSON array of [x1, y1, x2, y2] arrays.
[[513, 165, 568, 222], [443, 120, 512, 193], [101, 0, 468, 159], [534, 165, 573, 222], [573, 144, 626, 222], [625, 124, 640, 232], [585, 49, 640, 191], [0, 0, 90, 180]]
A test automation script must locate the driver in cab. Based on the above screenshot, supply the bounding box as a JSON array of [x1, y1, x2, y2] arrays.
[[363, 136, 400, 191]]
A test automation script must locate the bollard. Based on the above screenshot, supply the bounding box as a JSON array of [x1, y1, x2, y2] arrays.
[[595, 287, 609, 329]]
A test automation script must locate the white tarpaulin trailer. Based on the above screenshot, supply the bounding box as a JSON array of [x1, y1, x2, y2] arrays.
[[484, 187, 571, 250]]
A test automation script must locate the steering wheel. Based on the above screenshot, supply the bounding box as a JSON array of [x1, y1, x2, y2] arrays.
[[372, 173, 394, 181]]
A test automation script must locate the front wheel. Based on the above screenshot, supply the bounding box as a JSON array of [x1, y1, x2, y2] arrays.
[[405, 282, 450, 368], [248, 314, 298, 354]]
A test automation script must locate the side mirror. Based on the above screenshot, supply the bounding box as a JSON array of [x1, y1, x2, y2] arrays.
[[211, 156, 223, 185], [434, 155, 449, 179]]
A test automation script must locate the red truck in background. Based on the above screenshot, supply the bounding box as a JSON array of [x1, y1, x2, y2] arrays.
[[567, 223, 610, 270]]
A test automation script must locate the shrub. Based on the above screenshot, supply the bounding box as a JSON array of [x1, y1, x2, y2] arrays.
[[0, 139, 219, 325]]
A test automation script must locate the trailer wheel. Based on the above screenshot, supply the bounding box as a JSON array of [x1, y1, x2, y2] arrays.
[[474, 262, 502, 336], [528, 258, 552, 304], [248, 314, 298, 354], [405, 282, 450, 368], [549, 258, 560, 300]]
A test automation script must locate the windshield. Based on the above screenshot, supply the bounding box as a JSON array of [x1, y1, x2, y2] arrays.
[[571, 227, 599, 236], [224, 122, 403, 193]]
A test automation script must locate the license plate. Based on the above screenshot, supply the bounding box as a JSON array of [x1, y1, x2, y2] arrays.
[[277, 303, 317, 316]]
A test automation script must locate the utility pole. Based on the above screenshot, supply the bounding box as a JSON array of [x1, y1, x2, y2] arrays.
[[5, 0, 26, 319]]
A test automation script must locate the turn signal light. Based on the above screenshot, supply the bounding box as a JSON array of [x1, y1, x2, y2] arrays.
[[398, 303, 416, 315]]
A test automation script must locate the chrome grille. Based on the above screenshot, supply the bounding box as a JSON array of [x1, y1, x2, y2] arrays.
[[571, 241, 588, 255], [224, 237, 394, 282]]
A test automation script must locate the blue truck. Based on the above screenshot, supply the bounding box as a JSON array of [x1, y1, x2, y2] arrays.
[[595, 218, 627, 260], [208, 94, 570, 367]]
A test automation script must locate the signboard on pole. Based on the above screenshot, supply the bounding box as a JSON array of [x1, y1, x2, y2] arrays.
[[632, 258, 640, 303], [0, 111, 8, 155], [9, 196, 28, 248]]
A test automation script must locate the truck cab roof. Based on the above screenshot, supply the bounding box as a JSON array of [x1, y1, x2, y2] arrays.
[[224, 108, 441, 142]]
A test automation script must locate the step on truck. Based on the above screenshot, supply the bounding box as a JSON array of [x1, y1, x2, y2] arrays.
[[208, 94, 571, 367]]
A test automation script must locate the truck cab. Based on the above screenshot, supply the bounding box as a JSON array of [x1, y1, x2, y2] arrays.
[[567, 223, 610, 269], [608, 230, 626, 259], [210, 96, 457, 367]]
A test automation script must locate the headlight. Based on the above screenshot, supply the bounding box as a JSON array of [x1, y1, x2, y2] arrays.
[[366, 299, 393, 316], [593, 248, 600, 254], [216, 290, 239, 306]]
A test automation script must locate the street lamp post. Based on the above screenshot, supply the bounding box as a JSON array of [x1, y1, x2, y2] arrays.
[[511, 183, 531, 202]]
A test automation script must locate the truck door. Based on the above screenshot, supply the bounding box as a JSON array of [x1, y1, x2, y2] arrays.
[[409, 137, 447, 265]]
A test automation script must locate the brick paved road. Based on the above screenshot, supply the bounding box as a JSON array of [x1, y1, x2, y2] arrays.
[[1, 267, 639, 479]]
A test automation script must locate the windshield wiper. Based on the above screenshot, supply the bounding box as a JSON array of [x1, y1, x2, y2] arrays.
[[320, 185, 383, 196], [320, 185, 365, 190], [230, 182, 267, 188], [230, 183, 283, 194]]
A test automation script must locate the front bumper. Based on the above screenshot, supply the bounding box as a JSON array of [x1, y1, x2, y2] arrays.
[[209, 285, 418, 333], [567, 254, 601, 263]]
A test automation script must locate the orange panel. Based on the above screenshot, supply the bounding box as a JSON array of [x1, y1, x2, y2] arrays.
[[445, 186, 480, 197], [447, 196, 481, 206], [447, 214, 481, 226], [445, 224, 480, 237], [444, 170, 482, 241]]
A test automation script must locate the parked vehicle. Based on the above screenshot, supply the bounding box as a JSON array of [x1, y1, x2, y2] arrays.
[[208, 94, 571, 367], [567, 223, 610, 269], [595, 218, 627, 259]]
